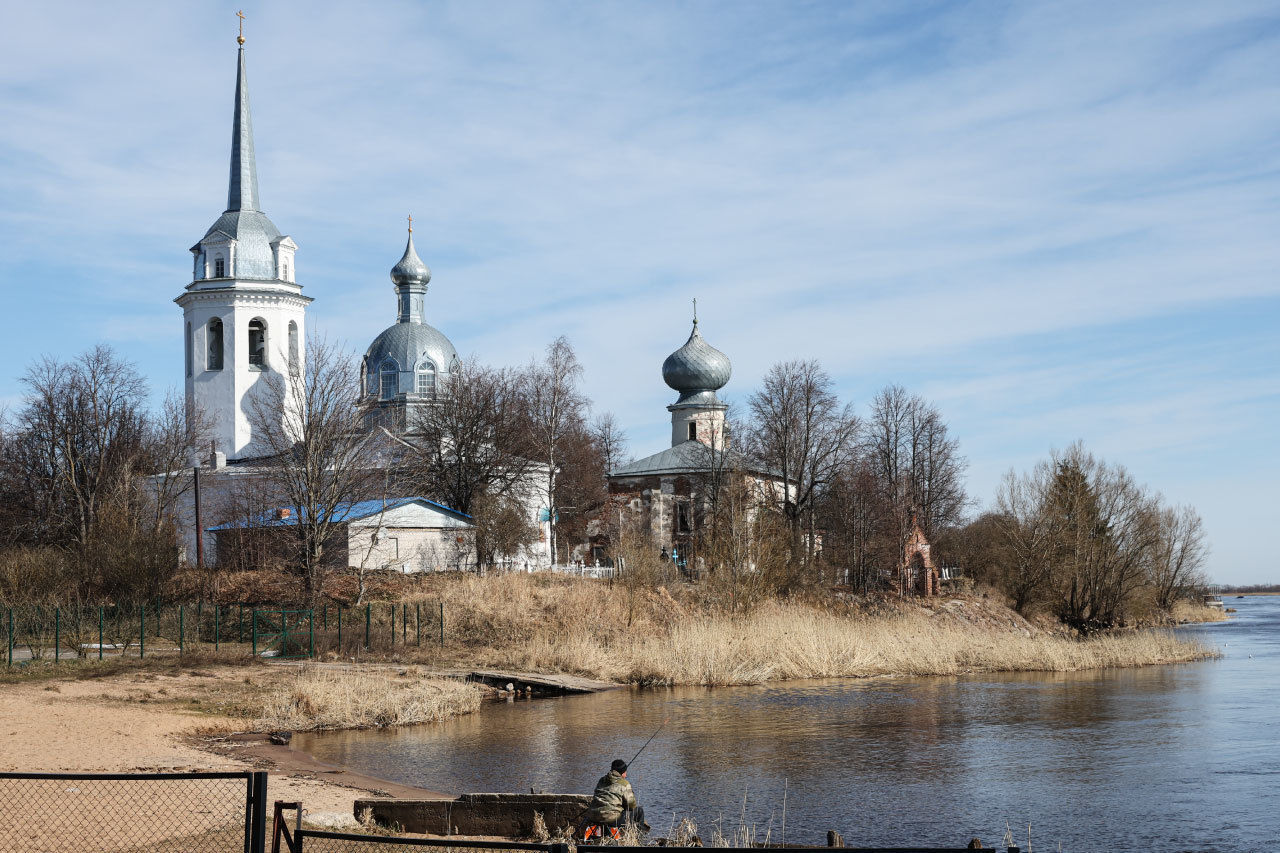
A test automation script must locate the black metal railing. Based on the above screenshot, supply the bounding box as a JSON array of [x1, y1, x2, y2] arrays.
[[0, 770, 268, 853]]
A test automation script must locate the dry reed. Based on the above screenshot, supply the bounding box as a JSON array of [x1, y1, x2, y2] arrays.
[[254, 666, 482, 730]]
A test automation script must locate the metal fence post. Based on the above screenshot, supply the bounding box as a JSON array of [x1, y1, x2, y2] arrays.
[[179, 606, 185, 656], [308, 610, 314, 659], [6, 608, 12, 666], [250, 771, 269, 853], [365, 603, 371, 650], [280, 608, 287, 657], [215, 604, 220, 652], [337, 605, 342, 652], [98, 606, 104, 661], [323, 603, 328, 630], [54, 607, 60, 662], [390, 602, 395, 647], [139, 604, 145, 659], [402, 602, 408, 645]]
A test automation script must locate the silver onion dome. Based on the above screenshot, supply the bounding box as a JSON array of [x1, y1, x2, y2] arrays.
[[391, 231, 431, 286], [662, 319, 732, 404]]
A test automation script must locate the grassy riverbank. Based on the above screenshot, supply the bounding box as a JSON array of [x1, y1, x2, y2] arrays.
[[370, 573, 1219, 687]]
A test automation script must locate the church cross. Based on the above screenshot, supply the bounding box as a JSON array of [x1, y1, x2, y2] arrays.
[[236, 10, 246, 44], [408, 214, 413, 233]]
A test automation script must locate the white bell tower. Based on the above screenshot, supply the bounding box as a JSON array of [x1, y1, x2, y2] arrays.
[[176, 35, 310, 460]]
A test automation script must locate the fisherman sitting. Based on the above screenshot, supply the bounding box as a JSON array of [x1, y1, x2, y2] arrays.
[[581, 759, 647, 840]]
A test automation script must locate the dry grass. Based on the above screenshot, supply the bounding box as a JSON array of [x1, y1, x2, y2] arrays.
[[254, 666, 483, 730], [504, 603, 1216, 686], [1169, 600, 1230, 624], [385, 574, 1217, 687]]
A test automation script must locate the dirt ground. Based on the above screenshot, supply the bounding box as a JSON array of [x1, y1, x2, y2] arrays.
[[0, 666, 447, 830]]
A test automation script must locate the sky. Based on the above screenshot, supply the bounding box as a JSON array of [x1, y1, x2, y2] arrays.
[[0, 1, 1277, 584]]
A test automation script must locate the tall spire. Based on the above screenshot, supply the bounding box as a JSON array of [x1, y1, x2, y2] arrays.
[[227, 42, 259, 212]]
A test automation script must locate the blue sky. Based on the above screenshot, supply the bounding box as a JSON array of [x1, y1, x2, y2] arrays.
[[1, 1, 1277, 584]]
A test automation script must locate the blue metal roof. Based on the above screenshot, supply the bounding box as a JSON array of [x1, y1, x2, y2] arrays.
[[207, 496, 471, 532]]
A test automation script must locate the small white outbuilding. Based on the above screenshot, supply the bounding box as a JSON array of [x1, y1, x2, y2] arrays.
[[209, 497, 476, 573]]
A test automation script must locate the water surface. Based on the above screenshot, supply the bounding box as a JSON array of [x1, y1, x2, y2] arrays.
[[299, 597, 1279, 850]]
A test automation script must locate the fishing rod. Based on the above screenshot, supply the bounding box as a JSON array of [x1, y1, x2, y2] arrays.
[[628, 716, 670, 768]]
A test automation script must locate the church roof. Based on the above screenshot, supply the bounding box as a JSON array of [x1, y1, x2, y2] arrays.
[[190, 45, 290, 281], [365, 320, 458, 373], [391, 231, 431, 286], [207, 496, 472, 531], [611, 439, 750, 478]]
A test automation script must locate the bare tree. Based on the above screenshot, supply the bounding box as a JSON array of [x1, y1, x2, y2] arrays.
[[525, 336, 588, 566], [747, 359, 858, 568], [1149, 504, 1209, 612], [404, 360, 538, 567], [993, 465, 1057, 613], [590, 412, 629, 475], [245, 338, 389, 602]]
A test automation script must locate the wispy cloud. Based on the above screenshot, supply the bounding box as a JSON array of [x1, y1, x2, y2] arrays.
[[0, 1, 1277, 582]]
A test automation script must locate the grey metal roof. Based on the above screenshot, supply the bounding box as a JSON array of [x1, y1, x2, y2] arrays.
[[190, 46, 290, 281], [609, 439, 743, 478], [365, 321, 458, 379], [662, 319, 731, 404], [391, 231, 431, 285], [227, 47, 258, 212]]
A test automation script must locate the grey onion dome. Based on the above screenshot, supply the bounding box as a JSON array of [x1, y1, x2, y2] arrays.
[[663, 319, 732, 404], [390, 231, 431, 286]]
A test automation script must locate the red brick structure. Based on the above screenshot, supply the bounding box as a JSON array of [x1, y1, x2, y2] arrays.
[[900, 519, 941, 596]]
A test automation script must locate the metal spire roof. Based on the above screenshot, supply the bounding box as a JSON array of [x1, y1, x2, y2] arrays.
[[227, 46, 259, 212]]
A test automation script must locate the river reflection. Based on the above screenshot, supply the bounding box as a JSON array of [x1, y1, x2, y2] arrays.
[[298, 597, 1280, 851]]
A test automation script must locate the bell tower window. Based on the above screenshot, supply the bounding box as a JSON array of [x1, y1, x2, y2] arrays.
[[248, 319, 266, 369], [214, 257, 225, 278], [207, 318, 224, 371], [288, 321, 299, 375], [688, 422, 697, 441]]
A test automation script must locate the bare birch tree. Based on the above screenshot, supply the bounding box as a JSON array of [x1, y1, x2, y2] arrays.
[[525, 336, 587, 565], [747, 359, 858, 569], [246, 338, 388, 602]]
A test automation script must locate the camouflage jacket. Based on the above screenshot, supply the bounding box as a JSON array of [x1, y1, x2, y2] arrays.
[[584, 770, 637, 823]]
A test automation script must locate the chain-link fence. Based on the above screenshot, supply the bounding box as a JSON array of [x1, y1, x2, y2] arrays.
[[0, 771, 267, 853], [289, 830, 1018, 853], [290, 833, 561, 853]]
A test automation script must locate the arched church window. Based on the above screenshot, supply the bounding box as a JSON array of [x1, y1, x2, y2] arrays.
[[207, 318, 224, 371], [214, 257, 225, 278], [282, 261, 290, 281], [288, 321, 299, 375], [416, 361, 436, 397], [185, 322, 193, 378], [248, 319, 266, 369], [688, 422, 697, 441], [380, 362, 398, 400]]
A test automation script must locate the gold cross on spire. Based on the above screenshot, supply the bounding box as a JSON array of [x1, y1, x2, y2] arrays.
[[693, 297, 698, 324], [236, 10, 246, 45], [408, 214, 413, 233]]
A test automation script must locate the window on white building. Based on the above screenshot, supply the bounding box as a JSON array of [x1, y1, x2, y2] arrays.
[[288, 321, 299, 375], [214, 257, 225, 278], [688, 422, 697, 441], [207, 318, 224, 371], [380, 363, 398, 399], [248, 319, 266, 369], [416, 363, 436, 397]]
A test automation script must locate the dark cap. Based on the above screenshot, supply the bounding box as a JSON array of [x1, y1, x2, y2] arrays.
[[611, 759, 628, 773]]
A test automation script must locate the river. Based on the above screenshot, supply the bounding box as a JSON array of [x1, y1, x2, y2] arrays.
[[297, 596, 1279, 850]]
